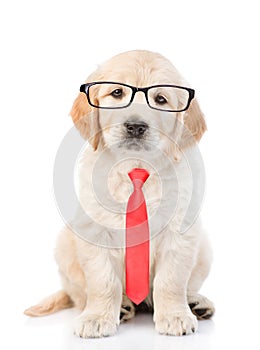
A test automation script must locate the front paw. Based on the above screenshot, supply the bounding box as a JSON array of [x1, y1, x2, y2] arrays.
[[73, 313, 118, 338], [155, 310, 198, 336]]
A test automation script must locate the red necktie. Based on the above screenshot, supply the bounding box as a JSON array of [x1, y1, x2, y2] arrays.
[[125, 168, 150, 305]]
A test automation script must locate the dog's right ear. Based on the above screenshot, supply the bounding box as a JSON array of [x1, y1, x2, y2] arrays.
[[70, 92, 102, 151]]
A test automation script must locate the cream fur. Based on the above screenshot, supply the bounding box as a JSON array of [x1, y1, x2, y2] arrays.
[[25, 50, 214, 338]]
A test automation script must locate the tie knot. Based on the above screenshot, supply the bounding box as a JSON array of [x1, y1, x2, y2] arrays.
[[128, 168, 149, 188]]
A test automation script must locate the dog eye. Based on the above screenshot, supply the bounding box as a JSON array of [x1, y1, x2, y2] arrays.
[[111, 89, 123, 98], [155, 94, 167, 104]]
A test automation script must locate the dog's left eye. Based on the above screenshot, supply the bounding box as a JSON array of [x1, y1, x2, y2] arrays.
[[155, 94, 167, 104], [111, 89, 123, 98]]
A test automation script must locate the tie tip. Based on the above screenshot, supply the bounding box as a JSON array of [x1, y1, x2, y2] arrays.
[[126, 293, 148, 305]]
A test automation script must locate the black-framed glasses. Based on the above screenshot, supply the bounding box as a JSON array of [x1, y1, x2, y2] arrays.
[[80, 81, 195, 112]]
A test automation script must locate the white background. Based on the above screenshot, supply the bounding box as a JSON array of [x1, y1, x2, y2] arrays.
[[1, 0, 260, 349]]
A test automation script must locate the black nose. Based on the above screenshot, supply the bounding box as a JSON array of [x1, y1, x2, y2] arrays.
[[124, 121, 148, 137]]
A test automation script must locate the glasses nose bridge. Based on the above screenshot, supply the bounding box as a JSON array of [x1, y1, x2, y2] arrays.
[[132, 87, 148, 104]]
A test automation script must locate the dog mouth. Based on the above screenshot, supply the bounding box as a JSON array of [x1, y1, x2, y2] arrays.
[[118, 138, 152, 151]]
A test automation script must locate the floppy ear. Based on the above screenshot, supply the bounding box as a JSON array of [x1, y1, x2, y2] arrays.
[[182, 98, 207, 147], [70, 92, 102, 151]]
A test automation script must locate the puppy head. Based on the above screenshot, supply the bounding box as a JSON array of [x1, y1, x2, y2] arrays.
[[70, 50, 206, 157]]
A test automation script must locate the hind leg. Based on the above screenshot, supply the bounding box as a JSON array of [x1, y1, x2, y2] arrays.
[[55, 227, 87, 310], [187, 233, 215, 320], [24, 227, 86, 317], [120, 294, 135, 322], [188, 293, 215, 319]]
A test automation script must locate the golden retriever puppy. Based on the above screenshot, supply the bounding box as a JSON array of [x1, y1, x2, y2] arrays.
[[25, 50, 214, 338]]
